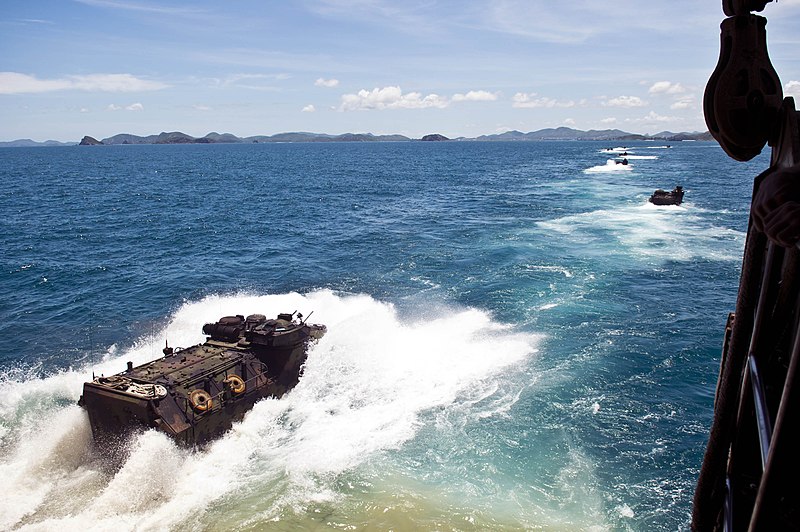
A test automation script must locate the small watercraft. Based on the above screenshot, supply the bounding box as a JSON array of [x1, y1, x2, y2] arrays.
[[649, 186, 684, 206], [78, 312, 326, 446]]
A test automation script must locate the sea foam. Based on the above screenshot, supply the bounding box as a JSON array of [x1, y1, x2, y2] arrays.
[[584, 160, 633, 173], [0, 290, 540, 531], [537, 203, 745, 263]]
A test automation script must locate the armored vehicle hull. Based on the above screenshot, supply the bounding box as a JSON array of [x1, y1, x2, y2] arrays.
[[79, 312, 325, 446], [649, 186, 684, 206]]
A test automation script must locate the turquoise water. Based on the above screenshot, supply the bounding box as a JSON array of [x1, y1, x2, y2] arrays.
[[0, 141, 767, 530]]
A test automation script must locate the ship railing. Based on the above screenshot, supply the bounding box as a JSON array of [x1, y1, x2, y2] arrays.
[[738, 238, 800, 530], [694, 230, 800, 531], [743, 244, 778, 470]]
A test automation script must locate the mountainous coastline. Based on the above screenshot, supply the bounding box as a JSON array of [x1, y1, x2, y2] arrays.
[[473, 127, 713, 142], [2, 127, 713, 147]]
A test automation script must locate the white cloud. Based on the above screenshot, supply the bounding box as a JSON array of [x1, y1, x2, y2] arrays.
[[670, 96, 695, 110], [640, 86, 697, 110], [512, 92, 575, 108], [603, 95, 646, 108], [339, 86, 448, 111], [18, 18, 54, 25], [315, 77, 339, 88], [214, 73, 288, 90], [107, 102, 144, 111], [225, 74, 255, 84], [649, 81, 686, 95], [563, 118, 576, 126], [337, 86, 499, 111], [452, 90, 497, 102], [601, 117, 617, 124], [193, 104, 212, 111], [785, 80, 800, 99], [302, 104, 316, 112], [486, 3, 597, 44], [0, 72, 168, 94], [75, 0, 204, 15], [627, 111, 677, 124]]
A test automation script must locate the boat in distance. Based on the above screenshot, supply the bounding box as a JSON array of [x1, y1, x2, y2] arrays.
[[649, 186, 684, 206], [78, 312, 326, 446]]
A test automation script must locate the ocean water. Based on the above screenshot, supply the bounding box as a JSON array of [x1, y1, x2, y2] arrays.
[[0, 141, 767, 531]]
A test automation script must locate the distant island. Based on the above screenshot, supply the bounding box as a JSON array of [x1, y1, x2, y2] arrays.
[[1, 127, 714, 148], [421, 133, 450, 141]]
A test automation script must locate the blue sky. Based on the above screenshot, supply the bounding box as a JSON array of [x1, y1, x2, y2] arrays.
[[2, 0, 799, 141]]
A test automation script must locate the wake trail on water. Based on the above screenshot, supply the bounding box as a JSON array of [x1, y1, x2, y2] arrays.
[[0, 290, 540, 531], [596, 150, 658, 160], [537, 202, 745, 263], [583, 159, 633, 173], [615, 155, 657, 160]]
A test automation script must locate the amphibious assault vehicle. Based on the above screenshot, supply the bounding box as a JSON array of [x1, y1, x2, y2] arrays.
[[78, 312, 326, 446], [648, 186, 684, 206]]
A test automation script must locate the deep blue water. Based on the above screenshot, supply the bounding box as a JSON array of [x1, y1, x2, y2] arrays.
[[0, 141, 768, 530]]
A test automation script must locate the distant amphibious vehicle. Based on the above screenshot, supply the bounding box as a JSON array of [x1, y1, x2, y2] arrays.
[[79, 312, 326, 445], [648, 186, 684, 206]]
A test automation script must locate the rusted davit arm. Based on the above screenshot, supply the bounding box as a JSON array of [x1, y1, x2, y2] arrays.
[[694, 104, 800, 532], [693, 1, 800, 530]]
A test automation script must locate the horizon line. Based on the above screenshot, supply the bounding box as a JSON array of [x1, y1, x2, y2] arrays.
[[2, 126, 711, 145]]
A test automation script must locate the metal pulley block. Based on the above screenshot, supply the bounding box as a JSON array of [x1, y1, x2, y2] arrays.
[[770, 98, 800, 170], [723, 0, 772, 16], [704, 14, 783, 161]]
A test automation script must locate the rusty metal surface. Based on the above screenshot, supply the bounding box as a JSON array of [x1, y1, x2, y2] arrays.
[[693, 2, 800, 530], [78, 312, 326, 446], [704, 14, 782, 161]]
